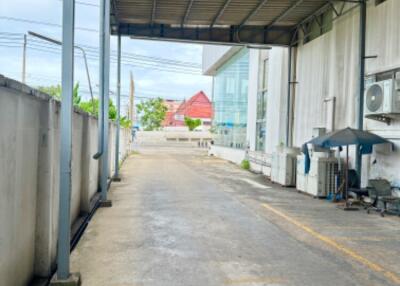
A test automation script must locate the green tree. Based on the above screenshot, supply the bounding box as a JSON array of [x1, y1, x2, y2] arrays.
[[184, 117, 202, 131], [79, 98, 99, 115], [38, 83, 81, 106], [38, 83, 132, 128], [79, 98, 131, 127], [120, 116, 132, 129], [136, 98, 167, 131]]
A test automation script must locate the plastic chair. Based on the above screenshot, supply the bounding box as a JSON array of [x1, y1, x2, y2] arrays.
[[366, 179, 400, 217]]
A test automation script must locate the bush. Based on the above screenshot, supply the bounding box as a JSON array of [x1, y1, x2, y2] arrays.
[[184, 117, 202, 131], [241, 160, 250, 170]]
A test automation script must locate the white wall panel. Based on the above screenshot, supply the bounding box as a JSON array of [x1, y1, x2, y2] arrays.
[[294, 7, 360, 147], [266, 48, 289, 155], [293, 0, 400, 185], [247, 49, 260, 151]]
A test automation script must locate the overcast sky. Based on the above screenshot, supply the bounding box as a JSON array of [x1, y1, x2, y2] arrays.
[[0, 0, 213, 111]]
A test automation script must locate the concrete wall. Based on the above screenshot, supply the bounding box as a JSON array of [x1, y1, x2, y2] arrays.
[[209, 145, 246, 165], [136, 130, 213, 147], [292, 0, 400, 186], [0, 75, 132, 285]]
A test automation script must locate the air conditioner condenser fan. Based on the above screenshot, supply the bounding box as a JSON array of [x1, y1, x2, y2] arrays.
[[366, 84, 383, 112]]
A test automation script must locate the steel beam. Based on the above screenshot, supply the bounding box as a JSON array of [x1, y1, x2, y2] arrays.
[[151, 0, 157, 25], [56, 0, 75, 281], [238, 0, 271, 30], [210, 0, 233, 28], [182, 0, 195, 26], [118, 23, 292, 46], [265, 0, 304, 33], [114, 34, 122, 180], [356, 0, 366, 178]]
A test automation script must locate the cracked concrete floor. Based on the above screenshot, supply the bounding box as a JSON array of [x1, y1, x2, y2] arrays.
[[71, 146, 400, 286]]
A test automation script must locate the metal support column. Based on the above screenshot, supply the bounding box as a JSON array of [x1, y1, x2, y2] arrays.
[[286, 46, 292, 147], [52, 0, 80, 284], [114, 34, 122, 180], [99, 0, 112, 205], [356, 0, 367, 177]]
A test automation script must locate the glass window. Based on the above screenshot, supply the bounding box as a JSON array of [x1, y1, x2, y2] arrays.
[[212, 49, 249, 149]]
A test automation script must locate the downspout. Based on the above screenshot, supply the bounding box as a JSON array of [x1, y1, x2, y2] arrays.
[[324, 97, 336, 131], [286, 46, 293, 147], [93, 0, 106, 160], [356, 0, 367, 178], [100, 0, 111, 204]]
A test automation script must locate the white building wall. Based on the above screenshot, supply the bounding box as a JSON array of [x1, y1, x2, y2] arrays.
[[266, 48, 289, 155], [202, 45, 242, 75], [293, 0, 400, 186], [364, 0, 400, 187], [246, 49, 260, 151], [203, 44, 290, 170]]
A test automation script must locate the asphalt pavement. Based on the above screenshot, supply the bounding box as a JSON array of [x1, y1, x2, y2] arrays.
[[71, 146, 400, 286]]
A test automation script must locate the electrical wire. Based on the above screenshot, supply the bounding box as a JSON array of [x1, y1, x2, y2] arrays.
[[0, 16, 98, 33], [0, 36, 202, 74], [0, 32, 201, 69]]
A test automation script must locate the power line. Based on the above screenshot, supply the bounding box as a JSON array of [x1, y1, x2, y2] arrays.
[[0, 32, 202, 69], [56, 0, 99, 7], [0, 16, 98, 33], [0, 42, 202, 75], [0, 35, 202, 74]]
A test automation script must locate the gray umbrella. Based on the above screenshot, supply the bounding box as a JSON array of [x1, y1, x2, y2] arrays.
[[305, 127, 391, 207]]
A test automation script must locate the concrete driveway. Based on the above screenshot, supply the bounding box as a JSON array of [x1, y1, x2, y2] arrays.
[[71, 146, 400, 286]]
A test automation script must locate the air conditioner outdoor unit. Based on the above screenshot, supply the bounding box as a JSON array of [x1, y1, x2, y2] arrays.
[[271, 147, 300, 187], [296, 155, 307, 192], [307, 156, 339, 198], [364, 79, 400, 118]]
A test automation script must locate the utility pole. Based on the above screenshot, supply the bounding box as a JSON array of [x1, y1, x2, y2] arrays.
[[129, 71, 135, 124], [113, 34, 122, 181], [22, 34, 27, 84]]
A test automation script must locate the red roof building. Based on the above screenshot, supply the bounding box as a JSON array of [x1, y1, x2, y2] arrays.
[[162, 100, 182, 127], [162, 91, 213, 128]]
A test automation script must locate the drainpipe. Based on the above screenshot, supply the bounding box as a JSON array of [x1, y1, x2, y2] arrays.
[[100, 0, 111, 204], [356, 0, 367, 178], [324, 97, 336, 131], [286, 46, 293, 147], [93, 0, 106, 161]]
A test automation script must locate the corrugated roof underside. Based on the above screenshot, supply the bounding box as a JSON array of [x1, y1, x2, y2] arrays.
[[115, 0, 328, 27]]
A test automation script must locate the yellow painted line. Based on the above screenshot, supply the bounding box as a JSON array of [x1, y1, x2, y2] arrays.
[[261, 203, 400, 285], [224, 277, 285, 285]]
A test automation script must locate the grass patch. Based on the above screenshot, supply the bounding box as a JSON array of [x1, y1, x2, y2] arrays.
[[241, 159, 250, 170]]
